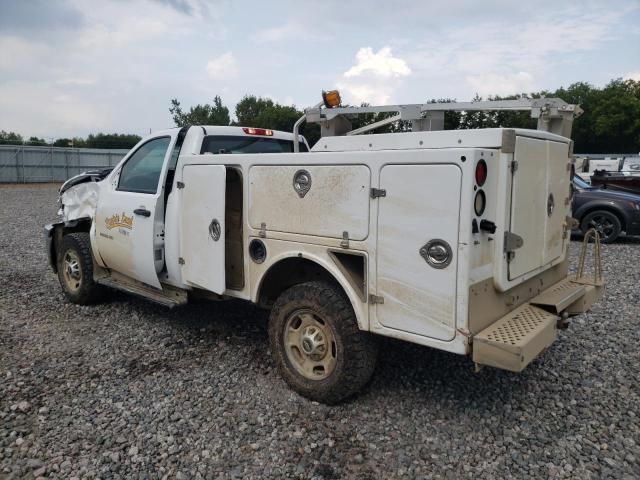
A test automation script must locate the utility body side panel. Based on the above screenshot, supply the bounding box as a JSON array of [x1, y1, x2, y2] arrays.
[[248, 165, 370, 240], [375, 164, 461, 341]]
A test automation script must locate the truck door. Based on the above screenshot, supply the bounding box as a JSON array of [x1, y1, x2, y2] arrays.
[[179, 165, 226, 294], [94, 136, 174, 289], [375, 164, 461, 341]]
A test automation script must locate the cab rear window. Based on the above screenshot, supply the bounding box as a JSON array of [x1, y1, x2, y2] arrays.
[[200, 135, 308, 155]]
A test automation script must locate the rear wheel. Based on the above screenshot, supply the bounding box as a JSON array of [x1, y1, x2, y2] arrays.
[[581, 210, 622, 243], [57, 232, 105, 304], [268, 281, 378, 404]]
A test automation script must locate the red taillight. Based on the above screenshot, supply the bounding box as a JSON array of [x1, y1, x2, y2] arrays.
[[243, 127, 273, 136], [475, 160, 487, 186]]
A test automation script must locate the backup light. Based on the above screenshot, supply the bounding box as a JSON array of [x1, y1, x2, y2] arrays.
[[243, 127, 273, 136], [474, 190, 486, 216]]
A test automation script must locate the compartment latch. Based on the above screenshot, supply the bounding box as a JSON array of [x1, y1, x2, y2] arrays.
[[504, 231, 524, 260]]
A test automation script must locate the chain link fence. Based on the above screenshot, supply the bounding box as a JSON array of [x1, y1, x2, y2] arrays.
[[0, 145, 128, 183]]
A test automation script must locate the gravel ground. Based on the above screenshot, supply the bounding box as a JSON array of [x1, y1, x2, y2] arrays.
[[0, 183, 639, 480]]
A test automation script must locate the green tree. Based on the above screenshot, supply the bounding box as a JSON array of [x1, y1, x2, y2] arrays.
[[53, 138, 74, 147], [584, 79, 640, 153], [84, 133, 141, 149], [27, 136, 47, 146], [234, 95, 275, 126], [0, 131, 24, 145], [234, 95, 320, 146], [170, 96, 230, 126]]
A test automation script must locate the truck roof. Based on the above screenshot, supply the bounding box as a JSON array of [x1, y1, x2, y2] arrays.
[[148, 125, 305, 143]]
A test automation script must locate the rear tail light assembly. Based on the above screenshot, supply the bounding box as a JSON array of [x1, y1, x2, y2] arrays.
[[473, 159, 490, 234], [475, 160, 487, 186]]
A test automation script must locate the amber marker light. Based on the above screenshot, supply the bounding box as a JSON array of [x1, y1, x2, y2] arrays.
[[322, 90, 342, 108]]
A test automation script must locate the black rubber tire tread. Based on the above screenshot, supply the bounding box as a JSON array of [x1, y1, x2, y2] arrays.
[[56, 232, 105, 305], [580, 209, 622, 244], [268, 281, 378, 404]]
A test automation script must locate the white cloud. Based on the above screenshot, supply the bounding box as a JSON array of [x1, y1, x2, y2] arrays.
[[206, 52, 238, 80], [335, 46, 411, 105], [344, 47, 411, 78], [625, 71, 640, 81], [336, 81, 393, 105], [403, 6, 626, 98]]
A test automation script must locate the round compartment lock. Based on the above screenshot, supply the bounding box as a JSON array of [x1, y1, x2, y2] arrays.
[[293, 169, 312, 198], [420, 239, 453, 269]]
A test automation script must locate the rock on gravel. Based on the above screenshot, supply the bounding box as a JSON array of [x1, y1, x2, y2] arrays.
[[1, 183, 639, 479]]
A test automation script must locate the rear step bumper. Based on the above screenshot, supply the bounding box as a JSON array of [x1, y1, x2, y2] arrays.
[[472, 277, 603, 372]]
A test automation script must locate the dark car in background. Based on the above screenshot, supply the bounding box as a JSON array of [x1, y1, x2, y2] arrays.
[[572, 176, 640, 243]]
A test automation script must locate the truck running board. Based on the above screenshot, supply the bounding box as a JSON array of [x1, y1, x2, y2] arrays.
[[96, 272, 188, 308], [472, 304, 558, 372], [529, 278, 586, 314]]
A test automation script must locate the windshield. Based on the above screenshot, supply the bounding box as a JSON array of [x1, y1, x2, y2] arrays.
[[201, 135, 308, 154], [573, 176, 591, 189]]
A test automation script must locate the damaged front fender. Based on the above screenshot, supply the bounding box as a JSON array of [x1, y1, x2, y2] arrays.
[[60, 180, 101, 222]]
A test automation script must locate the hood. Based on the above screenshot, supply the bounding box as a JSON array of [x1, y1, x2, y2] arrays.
[[577, 186, 640, 203], [59, 168, 113, 195]]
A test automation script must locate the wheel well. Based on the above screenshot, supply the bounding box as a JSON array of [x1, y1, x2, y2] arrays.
[[257, 257, 341, 308], [50, 218, 92, 273], [580, 205, 626, 230]]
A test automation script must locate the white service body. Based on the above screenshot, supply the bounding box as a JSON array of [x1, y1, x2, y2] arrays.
[[58, 125, 576, 359]]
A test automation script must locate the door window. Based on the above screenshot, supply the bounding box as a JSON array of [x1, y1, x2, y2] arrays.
[[118, 137, 171, 194]]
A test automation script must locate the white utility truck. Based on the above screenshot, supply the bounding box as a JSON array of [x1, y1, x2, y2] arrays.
[[45, 93, 603, 403]]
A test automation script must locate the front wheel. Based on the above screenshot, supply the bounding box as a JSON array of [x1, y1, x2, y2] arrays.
[[581, 210, 622, 243], [268, 281, 378, 404], [57, 232, 105, 304]]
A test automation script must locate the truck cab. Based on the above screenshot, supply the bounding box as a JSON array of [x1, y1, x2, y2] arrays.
[[46, 96, 604, 404]]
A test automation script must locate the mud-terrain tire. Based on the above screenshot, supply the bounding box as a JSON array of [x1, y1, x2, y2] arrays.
[[56, 232, 105, 305], [268, 281, 378, 404], [581, 210, 622, 243]]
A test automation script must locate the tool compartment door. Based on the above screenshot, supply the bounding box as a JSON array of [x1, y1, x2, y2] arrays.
[[508, 137, 569, 280], [376, 164, 461, 341], [180, 165, 226, 293], [248, 165, 370, 240]]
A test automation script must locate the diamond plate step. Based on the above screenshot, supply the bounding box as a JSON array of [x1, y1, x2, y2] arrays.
[[530, 278, 586, 314], [473, 304, 558, 372]]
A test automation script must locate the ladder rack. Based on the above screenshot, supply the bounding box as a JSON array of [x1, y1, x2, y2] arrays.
[[293, 96, 583, 152]]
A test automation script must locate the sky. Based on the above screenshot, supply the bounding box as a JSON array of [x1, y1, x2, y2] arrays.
[[1, 0, 639, 140]]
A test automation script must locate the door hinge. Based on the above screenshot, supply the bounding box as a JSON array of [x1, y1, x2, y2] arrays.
[[369, 294, 384, 304], [563, 216, 579, 239], [340, 231, 349, 248], [510, 160, 519, 174], [370, 188, 386, 198], [259, 222, 267, 238], [176, 181, 185, 189], [504, 231, 524, 261], [178, 257, 185, 265]]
